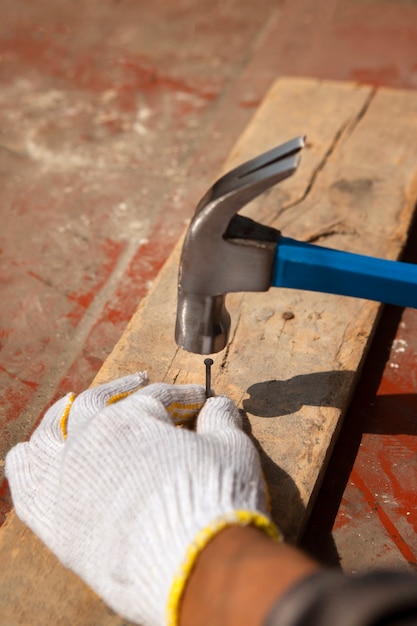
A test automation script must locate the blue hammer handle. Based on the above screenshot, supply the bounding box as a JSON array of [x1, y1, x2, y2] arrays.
[[272, 237, 417, 309]]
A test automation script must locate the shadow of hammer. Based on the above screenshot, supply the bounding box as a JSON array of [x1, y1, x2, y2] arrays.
[[175, 136, 417, 355]]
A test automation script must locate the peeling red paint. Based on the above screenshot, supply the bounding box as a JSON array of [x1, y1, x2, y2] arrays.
[[67, 289, 96, 310], [101, 238, 127, 273], [100, 222, 176, 326], [332, 499, 352, 531], [0, 328, 11, 342], [351, 468, 417, 564], [0, 22, 220, 112], [116, 55, 219, 105], [48, 220, 179, 402], [377, 441, 417, 535], [0, 364, 39, 391], [350, 65, 403, 88], [0, 24, 109, 92], [0, 384, 36, 429], [65, 237, 126, 325], [239, 99, 262, 108], [0, 478, 12, 526]]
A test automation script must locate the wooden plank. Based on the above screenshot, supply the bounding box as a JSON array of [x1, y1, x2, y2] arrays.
[[1, 77, 417, 624]]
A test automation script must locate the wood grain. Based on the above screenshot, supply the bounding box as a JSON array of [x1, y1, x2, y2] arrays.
[[1, 77, 417, 624]]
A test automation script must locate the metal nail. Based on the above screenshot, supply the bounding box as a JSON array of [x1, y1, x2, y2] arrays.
[[204, 358, 214, 398]]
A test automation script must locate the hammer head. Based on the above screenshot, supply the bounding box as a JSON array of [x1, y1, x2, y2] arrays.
[[175, 137, 305, 354]]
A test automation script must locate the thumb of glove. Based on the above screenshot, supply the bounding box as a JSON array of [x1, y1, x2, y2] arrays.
[[138, 383, 206, 425], [196, 395, 243, 434]]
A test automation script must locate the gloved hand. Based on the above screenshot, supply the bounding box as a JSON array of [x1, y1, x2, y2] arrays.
[[5, 373, 280, 626]]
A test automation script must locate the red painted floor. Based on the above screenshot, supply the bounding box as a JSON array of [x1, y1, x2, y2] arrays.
[[1, 0, 417, 571]]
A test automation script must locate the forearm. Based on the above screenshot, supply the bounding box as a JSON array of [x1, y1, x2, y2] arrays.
[[180, 525, 417, 626], [180, 525, 320, 626]]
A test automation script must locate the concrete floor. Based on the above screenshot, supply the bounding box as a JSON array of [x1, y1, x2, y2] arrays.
[[1, 0, 417, 572]]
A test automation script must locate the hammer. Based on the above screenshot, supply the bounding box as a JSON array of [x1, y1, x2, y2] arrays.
[[175, 137, 417, 355]]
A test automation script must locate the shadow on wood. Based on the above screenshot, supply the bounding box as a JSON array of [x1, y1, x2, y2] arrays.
[[244, 370, 355, 418]]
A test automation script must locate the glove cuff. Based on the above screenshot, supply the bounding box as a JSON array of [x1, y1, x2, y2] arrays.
[[166, 510, 282, 626]]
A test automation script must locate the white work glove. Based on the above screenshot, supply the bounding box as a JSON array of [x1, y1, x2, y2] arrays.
[[6, 373, 279, 626]]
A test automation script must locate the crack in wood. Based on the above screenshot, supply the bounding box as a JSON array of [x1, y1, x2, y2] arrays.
[[343, 87, 377, 139], [276, 120, 351, 222], [220, 307, 242, 369], [304, 221, 358, 244], [272, 88, 377, 227], [164, 346, 180, 383]]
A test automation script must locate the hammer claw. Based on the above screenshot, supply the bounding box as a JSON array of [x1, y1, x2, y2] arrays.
[[214, 136, 305, 197]]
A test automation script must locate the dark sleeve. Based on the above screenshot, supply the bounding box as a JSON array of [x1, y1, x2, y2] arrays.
[[264, 570, 417, 626]]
